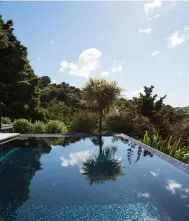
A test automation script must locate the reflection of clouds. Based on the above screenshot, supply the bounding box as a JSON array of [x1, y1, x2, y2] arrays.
[[166, 180, 189, 198], [150, 171, 159, 177], [60, 151, 91, 167], [181, 195, 188, 199], [137, 192, 150, 198], [166, 180, 182, 194]]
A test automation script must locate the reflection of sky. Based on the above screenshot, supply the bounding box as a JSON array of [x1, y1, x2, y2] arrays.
[[5, 137, 188, 220], [150, 171, 159, 177], [166, 180, 189, 198], [137, 192, 151, 198], [60, 151, 91, 167]]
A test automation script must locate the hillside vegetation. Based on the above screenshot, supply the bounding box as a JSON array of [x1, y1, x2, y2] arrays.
[[0, 16, 188, 163]]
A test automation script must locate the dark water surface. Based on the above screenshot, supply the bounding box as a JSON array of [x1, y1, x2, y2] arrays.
[[0, 136, 188, 221]]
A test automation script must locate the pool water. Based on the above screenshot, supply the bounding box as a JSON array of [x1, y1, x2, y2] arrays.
[[0, 136, 189, 221]]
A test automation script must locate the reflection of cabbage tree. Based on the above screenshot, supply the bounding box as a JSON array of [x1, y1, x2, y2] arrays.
[[82, 136, 124, 185]]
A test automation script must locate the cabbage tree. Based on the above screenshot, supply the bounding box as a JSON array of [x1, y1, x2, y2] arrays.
[[83, 78, 122, 134]]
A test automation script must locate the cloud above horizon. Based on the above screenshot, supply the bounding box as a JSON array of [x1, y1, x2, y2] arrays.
[[168, 27, 189, 48], [144, 0, 162, 17], [59, 48, 102, 78], [138, 28, 152, 34]]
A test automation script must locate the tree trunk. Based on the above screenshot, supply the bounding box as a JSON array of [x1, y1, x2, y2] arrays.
[[99, 135, 103, 154], [98, 108, 102, 135]]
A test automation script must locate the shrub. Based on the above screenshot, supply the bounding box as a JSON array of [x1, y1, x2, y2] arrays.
[[106, 111, 134, 135], [45, 120, 67, 133], [142, 131, 189, 163], [70, 112, 97, 133], [106, 111, 156, 139], [2, 117, 12, 124], [13, 119, 34, 133], [33, 121, 45, 133]]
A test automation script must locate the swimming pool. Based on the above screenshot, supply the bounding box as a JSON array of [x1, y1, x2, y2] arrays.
[[0, 136, 188, 221]]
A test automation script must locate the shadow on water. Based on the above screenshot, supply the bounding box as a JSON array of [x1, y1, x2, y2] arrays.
[[0, 137, 82, 221], [81, 136, 124, 185], [0, 144, 51, 221]]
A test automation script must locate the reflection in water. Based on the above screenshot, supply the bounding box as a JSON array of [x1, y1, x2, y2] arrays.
[[82, 136, 124, 185], [61, 150, 90, 167], [0, 136, 188, 221], [0, 144, 51, 221], [113, 136, 153, 164]]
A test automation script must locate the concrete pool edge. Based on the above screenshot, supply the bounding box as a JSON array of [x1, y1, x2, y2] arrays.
[[116, 133, 189, 174]]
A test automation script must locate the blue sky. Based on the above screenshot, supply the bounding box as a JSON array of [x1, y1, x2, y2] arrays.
[[0, 1, 189, 107]]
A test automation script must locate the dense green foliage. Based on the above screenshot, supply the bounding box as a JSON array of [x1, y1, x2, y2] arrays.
[[1, 15, 188, 163], [0, 16, 42, 120], [13, 119, 34, 133], [32, 121, 45, 133], [1, 117, 12, 124], [45, 120, 67, 133], [143, 132, 189, 163], [70, 112, 97, 133], [13, 119, 67, 134]]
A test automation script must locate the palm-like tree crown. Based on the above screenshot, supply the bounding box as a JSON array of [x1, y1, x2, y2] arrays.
[[83, 78, 122, 134], [83, 78, 122, 111]]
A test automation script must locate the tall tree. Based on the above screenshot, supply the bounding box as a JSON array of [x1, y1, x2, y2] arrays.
[[83, 78, 121, 134], [0, 15, 41, 119], [134, 85, 166, 120]]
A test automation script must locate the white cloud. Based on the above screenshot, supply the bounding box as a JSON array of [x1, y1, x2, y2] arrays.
[[112, 40, 116, 44], [36, 57, 41, 61], [59, 48, 102, 78], [168, 31, 185, 48], [166, 180, 182, 194], [100, 71, 109, 77], [146, 14, 160, 20], [132, 89, 144, 97], [138, 28, 152, 34], [137, 192, 150, 198], [152, 50, 160, 56], [150, 171, 159, 177], [111, 60, 124, 73], [60, 151, 91, 167], [49, 40, 55, 45], [144, 0, 162, 16], [168, 26, 189, 48]]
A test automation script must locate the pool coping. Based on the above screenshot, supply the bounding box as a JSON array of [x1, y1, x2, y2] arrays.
[[0, 133, 20, 145], [115, 133, 189, 174]]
